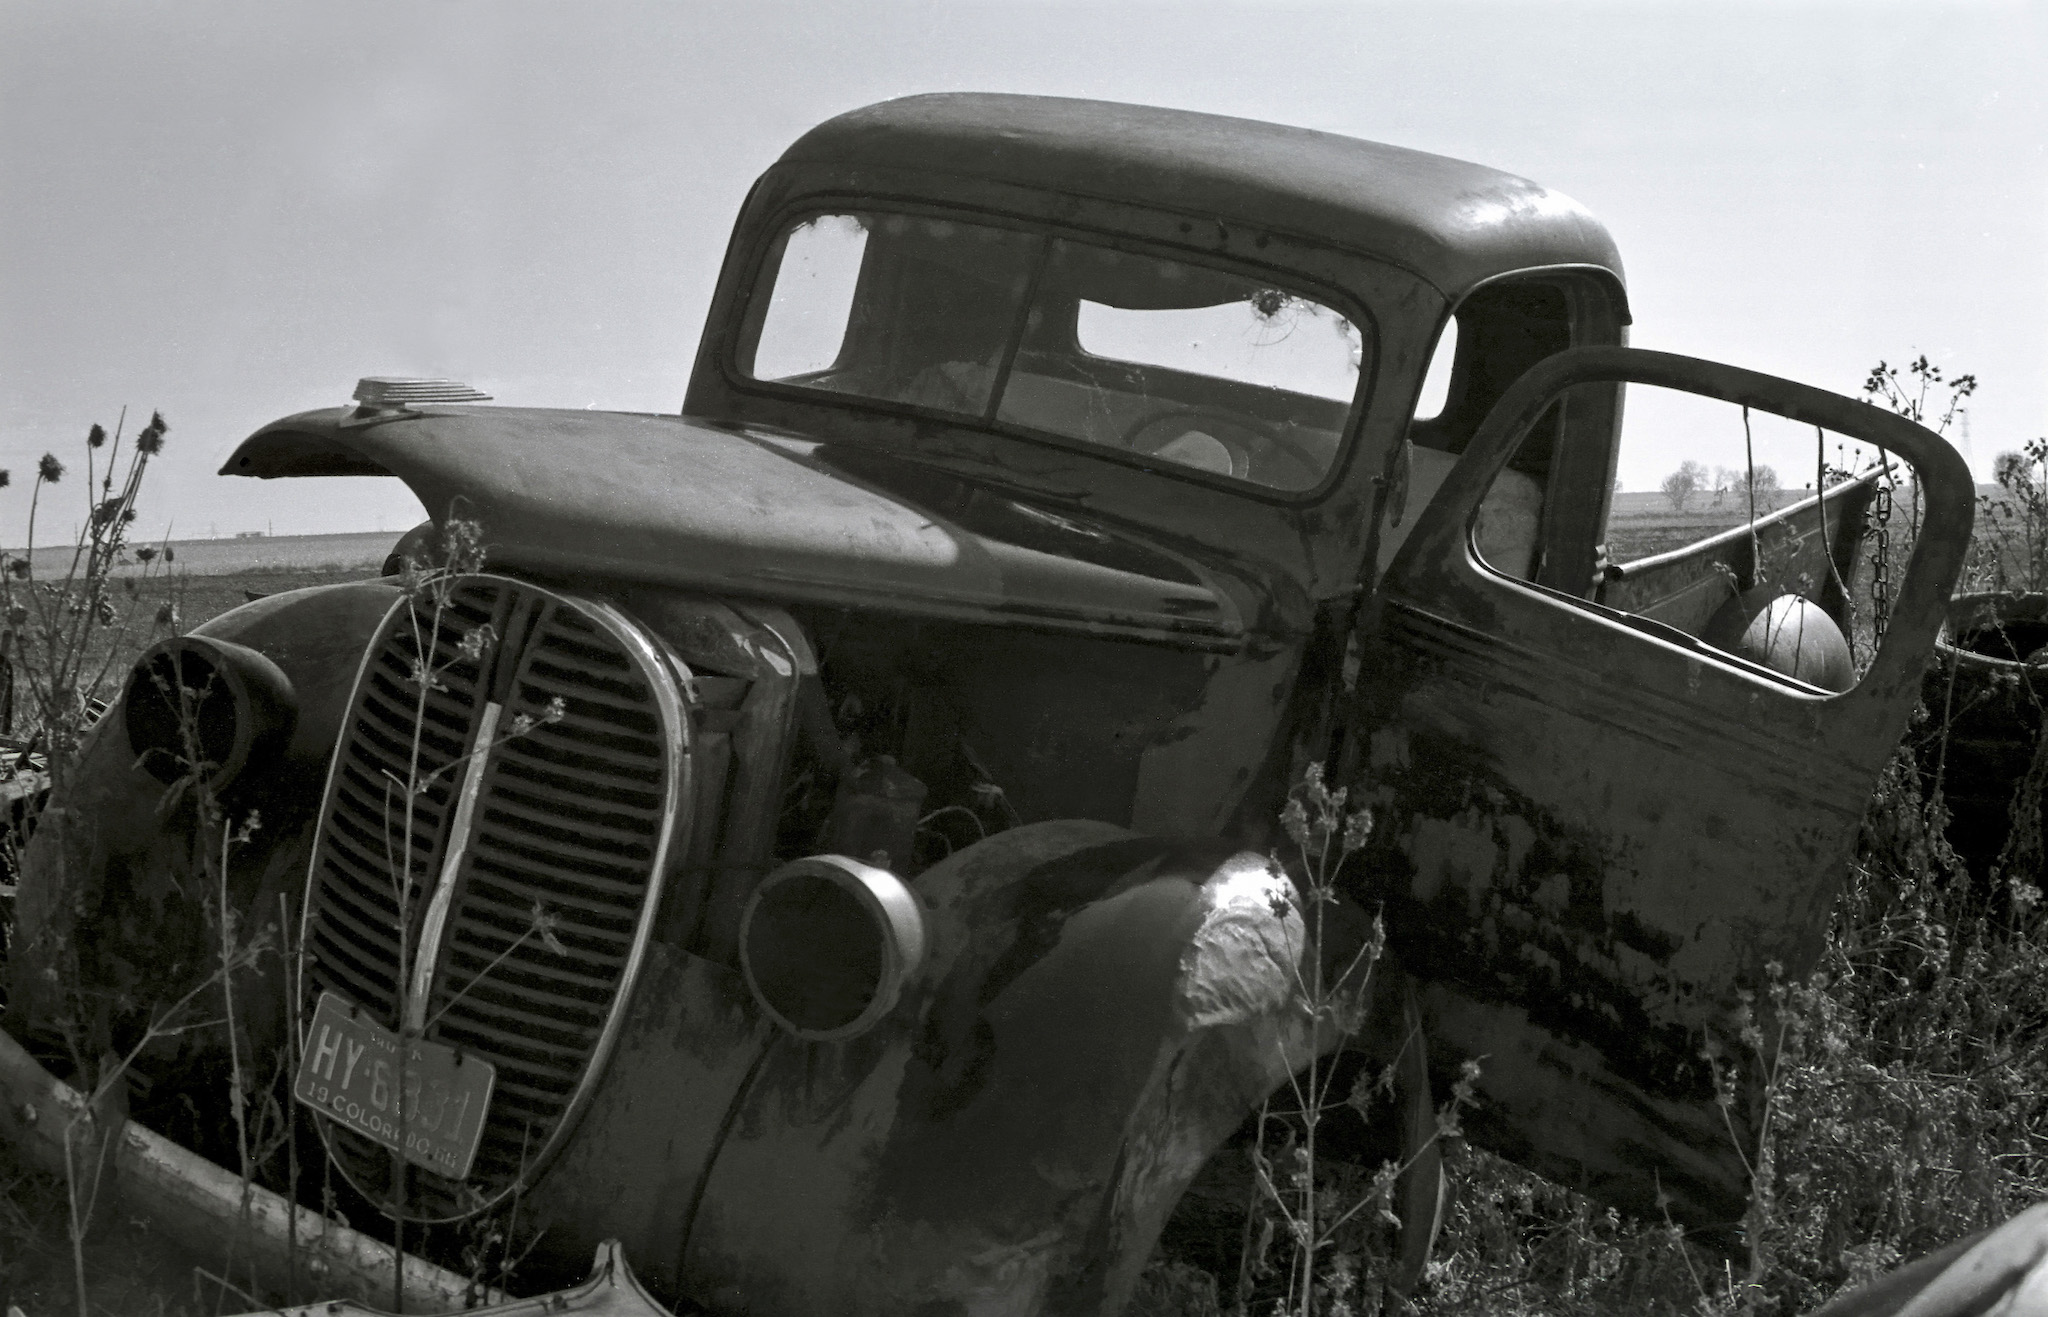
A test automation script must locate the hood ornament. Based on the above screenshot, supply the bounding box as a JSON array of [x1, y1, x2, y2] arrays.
[[351, 376, 492, 414]]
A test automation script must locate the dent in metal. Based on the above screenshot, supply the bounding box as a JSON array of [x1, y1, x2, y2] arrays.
[[665, 827, 1323, 1315]]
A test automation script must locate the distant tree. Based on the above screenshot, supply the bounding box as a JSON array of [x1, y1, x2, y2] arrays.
[[1713, 466, 1742, 507], [1995, 449, 2038, 497], [1743, 464, 1782, 513], [1661, 460, 1708, 512]]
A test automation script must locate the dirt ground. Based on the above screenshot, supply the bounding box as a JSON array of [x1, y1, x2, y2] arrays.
[[1, 1141, 232, 1317]]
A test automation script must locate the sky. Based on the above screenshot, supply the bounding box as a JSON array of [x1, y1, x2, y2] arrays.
[[2, 0, 2043, 544]]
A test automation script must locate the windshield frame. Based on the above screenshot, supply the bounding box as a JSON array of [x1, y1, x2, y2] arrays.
[[722, 196, 1382, 506]]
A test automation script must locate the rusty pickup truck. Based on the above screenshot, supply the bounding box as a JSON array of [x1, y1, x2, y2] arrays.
[[2, 93, 1971, 1314]]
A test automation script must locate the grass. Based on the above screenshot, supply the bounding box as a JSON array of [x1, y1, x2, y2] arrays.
[[1, 1140, 222, 1317], [1131, 699, 2048, 1316], [1410, 750, 2048, 1317], [0, 558, 385, 1316], [0, 408, 390, 1315]]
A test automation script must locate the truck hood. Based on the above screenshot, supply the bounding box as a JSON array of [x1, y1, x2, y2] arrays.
[[223, 407, 1261, 649]]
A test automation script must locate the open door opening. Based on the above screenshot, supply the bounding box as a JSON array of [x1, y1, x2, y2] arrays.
[[1348, 347, 1973, 1233]]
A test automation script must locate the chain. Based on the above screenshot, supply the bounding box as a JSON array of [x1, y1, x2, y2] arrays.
[[1871, 476, 1894, 643]]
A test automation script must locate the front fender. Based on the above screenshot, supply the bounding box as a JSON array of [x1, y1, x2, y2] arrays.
[[6, 580, 399, 1048], [665, 822, 1325, 1316]]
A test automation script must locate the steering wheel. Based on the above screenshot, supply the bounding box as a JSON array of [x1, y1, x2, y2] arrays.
[[1120, 408, 1326, 489]]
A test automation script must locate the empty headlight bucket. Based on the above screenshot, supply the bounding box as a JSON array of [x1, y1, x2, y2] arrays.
[[739, 854, 928, 1041], [123, 635, 297, 787]]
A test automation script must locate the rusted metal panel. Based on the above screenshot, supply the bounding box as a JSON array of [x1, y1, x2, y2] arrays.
[[516, 946, 772, 1299], [1349, 347, 1974, 1228], [222, 410, 1255, 651], [229, 1242, 674, 1317]]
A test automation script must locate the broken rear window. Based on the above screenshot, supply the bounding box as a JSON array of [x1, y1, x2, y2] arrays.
[[740, 210, 1369, 493]]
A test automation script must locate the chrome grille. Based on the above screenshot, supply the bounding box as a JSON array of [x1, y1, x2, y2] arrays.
[[300, 575, 688, 1221]]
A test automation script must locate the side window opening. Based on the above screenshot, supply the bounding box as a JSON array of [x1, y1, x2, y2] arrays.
[[1410, 281, 1573, 471], [1382, 278, 1595, 580], [748, 215, 869, 381], [1412, 317, 1458, 422]]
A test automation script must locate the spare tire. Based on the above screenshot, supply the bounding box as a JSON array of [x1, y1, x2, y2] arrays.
[[1918, 591, 2048, 881]]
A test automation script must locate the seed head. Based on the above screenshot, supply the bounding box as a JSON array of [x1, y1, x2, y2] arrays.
[[1342, 806, 1375, 854], [441, 516, 487, 573], [456, 622, 497, 662], [87, 423, 107, 449], [1280, 795, 1309, 847], [37, 453, 64, 483]]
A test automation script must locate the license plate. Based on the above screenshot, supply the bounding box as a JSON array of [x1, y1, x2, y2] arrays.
[[293, 991, 496, 1180]]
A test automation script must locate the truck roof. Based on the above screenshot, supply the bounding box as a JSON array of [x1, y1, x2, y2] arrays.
[[779, 93, 1626, 305]]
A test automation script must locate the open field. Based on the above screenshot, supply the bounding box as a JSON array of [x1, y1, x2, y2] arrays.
[[1605, 484, 2009, 565], [1606, 489, 1794, 562], [0, 536, 395, 738], [154, 564, 387, 635], [12, 531, 395, 581]]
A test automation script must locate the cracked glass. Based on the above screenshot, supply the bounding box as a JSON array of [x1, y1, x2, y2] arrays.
[[744, 210, 1368, 492]]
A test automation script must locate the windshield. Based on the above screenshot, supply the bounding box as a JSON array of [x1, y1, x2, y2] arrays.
[[740, 210, 1368, 493]]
